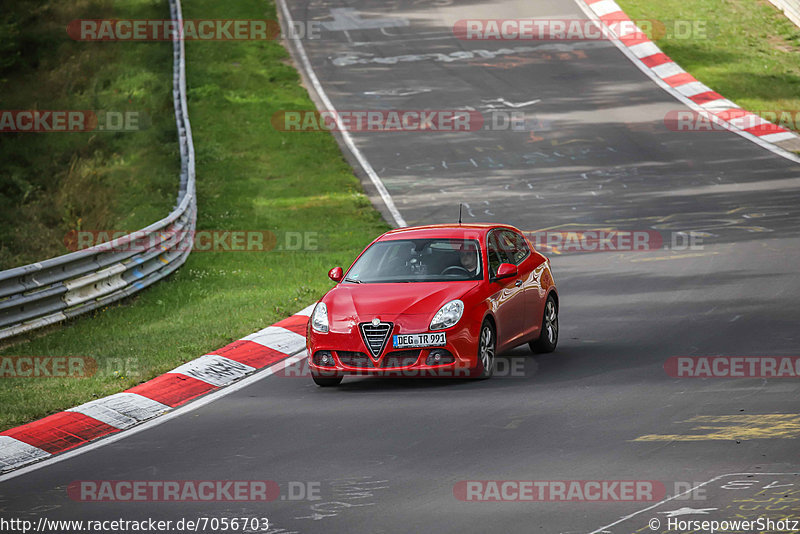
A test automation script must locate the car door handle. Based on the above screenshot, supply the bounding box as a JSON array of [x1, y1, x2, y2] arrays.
[[515, 280, 523, 287]]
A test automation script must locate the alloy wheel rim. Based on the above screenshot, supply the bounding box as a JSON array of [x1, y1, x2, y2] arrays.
[[545, 301, 558, 344], [480, 325, 495, 370]]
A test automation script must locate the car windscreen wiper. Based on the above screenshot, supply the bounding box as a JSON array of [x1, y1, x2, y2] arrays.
[[344, 277, 362, 283]]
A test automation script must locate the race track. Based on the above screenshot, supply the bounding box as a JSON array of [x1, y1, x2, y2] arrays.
[[2, 0, 799, 533]]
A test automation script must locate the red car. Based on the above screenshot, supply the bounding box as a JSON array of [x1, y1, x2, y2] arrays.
[[307, 224, 558, 386]]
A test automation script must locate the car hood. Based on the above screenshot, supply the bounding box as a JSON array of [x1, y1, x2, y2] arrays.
[[323, 281, 479, 324]]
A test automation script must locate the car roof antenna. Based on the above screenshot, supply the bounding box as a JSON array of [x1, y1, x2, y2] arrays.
[[458, 203, 463, 225]]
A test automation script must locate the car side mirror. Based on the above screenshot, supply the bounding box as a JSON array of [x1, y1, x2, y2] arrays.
[[494, 263, 517, 281], [328, 267, 343, 283]]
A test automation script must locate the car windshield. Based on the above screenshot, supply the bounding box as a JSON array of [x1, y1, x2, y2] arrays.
[[344, 238, 483, 283]]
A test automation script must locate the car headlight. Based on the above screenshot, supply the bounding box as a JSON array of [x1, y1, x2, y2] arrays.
[[311, 302, 329, 333], [430, 299, 464, 331]]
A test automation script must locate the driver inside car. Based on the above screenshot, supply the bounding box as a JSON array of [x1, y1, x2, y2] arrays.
[[459, 242, 479, 275]]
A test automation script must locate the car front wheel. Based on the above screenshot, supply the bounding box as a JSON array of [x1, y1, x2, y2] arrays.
[[530, 295, 558, 353], [476, 320, 496, 379]]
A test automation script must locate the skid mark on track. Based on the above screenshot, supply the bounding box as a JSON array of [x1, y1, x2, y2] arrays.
[[629, 252, 718, 262], [294, 476, 390, 522]]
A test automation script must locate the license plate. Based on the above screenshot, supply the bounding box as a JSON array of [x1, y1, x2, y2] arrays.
[[393, 332, 446, 348]]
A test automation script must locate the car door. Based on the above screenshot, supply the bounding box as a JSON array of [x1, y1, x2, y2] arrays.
[[500, 229, 545, 340], [487, 229, 526, 350]]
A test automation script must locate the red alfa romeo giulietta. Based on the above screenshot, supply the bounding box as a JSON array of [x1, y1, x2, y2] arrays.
[[306, 224, 558, 386]]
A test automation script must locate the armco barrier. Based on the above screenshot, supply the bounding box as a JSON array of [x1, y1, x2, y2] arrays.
[[0, 0, 196, 340]]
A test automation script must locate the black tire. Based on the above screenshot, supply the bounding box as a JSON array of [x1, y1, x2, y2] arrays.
[[312, 375, 343, 387], [476, 320, 496, 379], [530, 295, 558, 353]]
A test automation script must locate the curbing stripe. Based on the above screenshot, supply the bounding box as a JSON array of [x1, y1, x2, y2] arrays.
[[169, 354, 256, 387], [745, 122, 786, 136], [0, 412, 120, 454], [702, 98, 738, 111], [211, 339, 294, 368], [242, 325, 307, 355], [650, 62, 683, 79], [0, 309, 313, 474], [689, 91, 724, 105], [0, 437, 50, 471], [627, 41, 660, 58], [295, 303, 316, 317], [274, 314, 310, 336], [674, 81, 714, 98], [67, 393, 171, 430], [125, 373, 218, 407], [761, 131, 797, 143], [591, 0, 624, 17], [662, 72, 697, 87], [580, 0, 800, 152], [639, 53, 671, 68]]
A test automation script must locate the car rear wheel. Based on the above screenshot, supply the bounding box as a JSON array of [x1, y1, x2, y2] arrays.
[[476, 320, 496, 379], [530, 295, 558, 353], [312, 374, 343, 387]]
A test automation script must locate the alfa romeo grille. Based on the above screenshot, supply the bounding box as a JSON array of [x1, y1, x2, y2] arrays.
[[359, 322, 393, 358]]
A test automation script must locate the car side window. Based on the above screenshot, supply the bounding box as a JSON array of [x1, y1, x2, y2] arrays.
[[487, 231, 513, 276], [501, 230, 530, 265], [487, 233, 502, 277]]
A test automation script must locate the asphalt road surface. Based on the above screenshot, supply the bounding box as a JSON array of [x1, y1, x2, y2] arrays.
[[2, 0, 799, 533]]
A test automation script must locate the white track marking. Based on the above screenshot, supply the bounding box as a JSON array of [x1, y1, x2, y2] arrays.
[[276, 0, 407, 227], [586, 472, 799, 534]]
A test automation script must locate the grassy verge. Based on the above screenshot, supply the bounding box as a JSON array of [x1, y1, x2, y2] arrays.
[[0, 0, 388, 431], [617, 0, 800, 132], [0, 0, 179, 269]]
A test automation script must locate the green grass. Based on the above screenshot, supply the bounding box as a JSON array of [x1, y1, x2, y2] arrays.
[[0, 0, 179, 269], [617, 0, 800, 131], [0, 0, 389, 431]]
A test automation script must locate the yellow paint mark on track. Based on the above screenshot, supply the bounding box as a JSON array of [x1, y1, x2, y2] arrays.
[[634, 414, 800, 442]]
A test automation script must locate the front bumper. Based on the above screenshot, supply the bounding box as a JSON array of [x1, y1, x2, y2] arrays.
[[307, 319, 478, 378]]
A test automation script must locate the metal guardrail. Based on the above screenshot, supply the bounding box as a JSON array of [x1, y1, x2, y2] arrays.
[[0, 0, 196, 340]]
